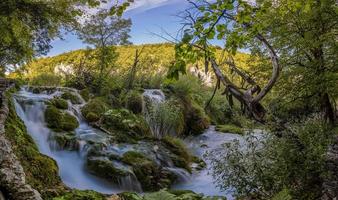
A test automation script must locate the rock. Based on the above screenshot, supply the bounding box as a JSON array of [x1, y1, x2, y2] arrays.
[[61, 91, 82, 104], [45, 105, 79, 132], [53, 132, 79, 151], [50, 97, 68, 109], [0, 85, 43, 200]]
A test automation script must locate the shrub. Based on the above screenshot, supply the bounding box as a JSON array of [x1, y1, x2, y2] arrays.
[[144, 100, 185, 138], [30, 73, 61, 86], [208, 119, 334, 199], [125, 90, 143, 114]]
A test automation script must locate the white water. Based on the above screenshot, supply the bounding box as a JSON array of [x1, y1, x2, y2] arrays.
[[172, 126, 241, 199], [13, 88, 122, 194], [13, 87, 239, 198]]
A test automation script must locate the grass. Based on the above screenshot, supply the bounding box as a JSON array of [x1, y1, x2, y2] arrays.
[[215, 124, 244, 135]]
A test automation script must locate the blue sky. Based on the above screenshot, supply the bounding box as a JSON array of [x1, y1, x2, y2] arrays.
[[47, 0, 190, 57]]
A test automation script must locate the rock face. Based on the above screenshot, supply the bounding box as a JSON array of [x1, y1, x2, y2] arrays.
[[0, 84, 42, 200], [322, 135, 338, 199]]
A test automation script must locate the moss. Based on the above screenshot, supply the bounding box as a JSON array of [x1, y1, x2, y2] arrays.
[[118, 192, 142, 200], [61, 91, 81, 104], [61, 113, 79, 131], [52, 190, 105, 200], [79, 89, 91, 102], [86, 158, 128, 183], [162, 136, 192, 171], [121, 151, 167, 191], [124, 90, 143, 114], [176, 98, 210, 136], [51, 98, 68, 109], [45, 105, 63, 129], [215, 124, 244, 135], [4, 93, 64, 197], [53, 132, 78, 150], [85, 112, 100, 123], [102, 109, 150, 137], [81, 98, 109, 122], [45, 105, 79, 132]]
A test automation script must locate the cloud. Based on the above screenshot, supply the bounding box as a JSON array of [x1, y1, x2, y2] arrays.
[[126, 0, 178, 13]]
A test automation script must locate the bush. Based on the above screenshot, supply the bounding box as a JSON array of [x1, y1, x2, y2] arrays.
[[208, 119, 335, 199], [144, 100, 185, 138], [125, 90, 143, 114], [30, 73, 61, 86]]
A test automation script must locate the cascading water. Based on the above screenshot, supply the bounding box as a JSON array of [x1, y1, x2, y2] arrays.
[[13, 87, 127, 194], [13, 86, 240, 198]]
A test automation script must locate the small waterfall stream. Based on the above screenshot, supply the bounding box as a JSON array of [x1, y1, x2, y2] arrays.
[[13, 87, 239, 198], [13, 87, 122, 194]]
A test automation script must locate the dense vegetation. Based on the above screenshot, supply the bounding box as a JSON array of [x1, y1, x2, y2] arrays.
[[0, 0, 337, 200]]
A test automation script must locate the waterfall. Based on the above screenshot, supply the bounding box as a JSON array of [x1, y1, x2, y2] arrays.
[[13, 87, 123, 194]]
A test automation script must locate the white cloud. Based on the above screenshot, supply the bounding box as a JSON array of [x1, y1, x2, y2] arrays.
[[126, 0, 178, 13]]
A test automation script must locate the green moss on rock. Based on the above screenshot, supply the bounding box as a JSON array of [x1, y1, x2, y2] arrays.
[[125, 90, 143, 114], [81, 98, 109, 122], [162, 136, 192, 171], [5, 93, 63, 197], [51, 98, 68, 109], [45, 105, 79, 132], [61, 91, 82, 104], [52, 190, 105, 200], [53, 132, 78, 150]]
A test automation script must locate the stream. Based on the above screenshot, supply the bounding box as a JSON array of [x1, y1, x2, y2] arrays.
[[13, 87, 240, 199]]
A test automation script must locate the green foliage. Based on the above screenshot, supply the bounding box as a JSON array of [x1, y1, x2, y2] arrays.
[[144, 100, 185, 138], [79, 89, 91, 102], [45, 106, 79, 132], [52, 190, 105, 200], [4, 92, 63, 196], [30, 73, 62, 86], [271, 189, 292, 200], [215, 124, 244, 135], [124, 90, 143, 114], [51, 98, 68, 109], [143, 190, 176, 200], [208, 119, 335, 199], [81, 98, 109, 122]]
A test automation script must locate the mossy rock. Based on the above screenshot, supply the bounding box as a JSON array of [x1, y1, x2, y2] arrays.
[[79, 89, 91, 102], [215, 124, 244, 135], [62, 113, 79, 131], [81, 98, 109, 122], [51, 97, 68, 109], [124, 90, 143, 114], [61, 91, 82, 104], [85, 112, 100, 123], [53, 132, 78, 150], [5, 93, 63, 197], [45, 105, 79, 132], [121, 151, 170, 191], [52, 190, 106, 200], [87, 157, 130, 183], [102, 109, 150, 137], [162, 136, 192, 171], [180, 99, 210, 135]]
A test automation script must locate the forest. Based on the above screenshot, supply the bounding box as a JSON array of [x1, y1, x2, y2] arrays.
[[0, 0, 337, 200]]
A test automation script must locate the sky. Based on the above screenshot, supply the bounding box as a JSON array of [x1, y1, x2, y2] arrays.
[[47, 0, 191, 57]]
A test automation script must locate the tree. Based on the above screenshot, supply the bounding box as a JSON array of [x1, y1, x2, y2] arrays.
[[77, 9, 132, 92], [0, 0, 133, 73], [170, 0, 337, 123]]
